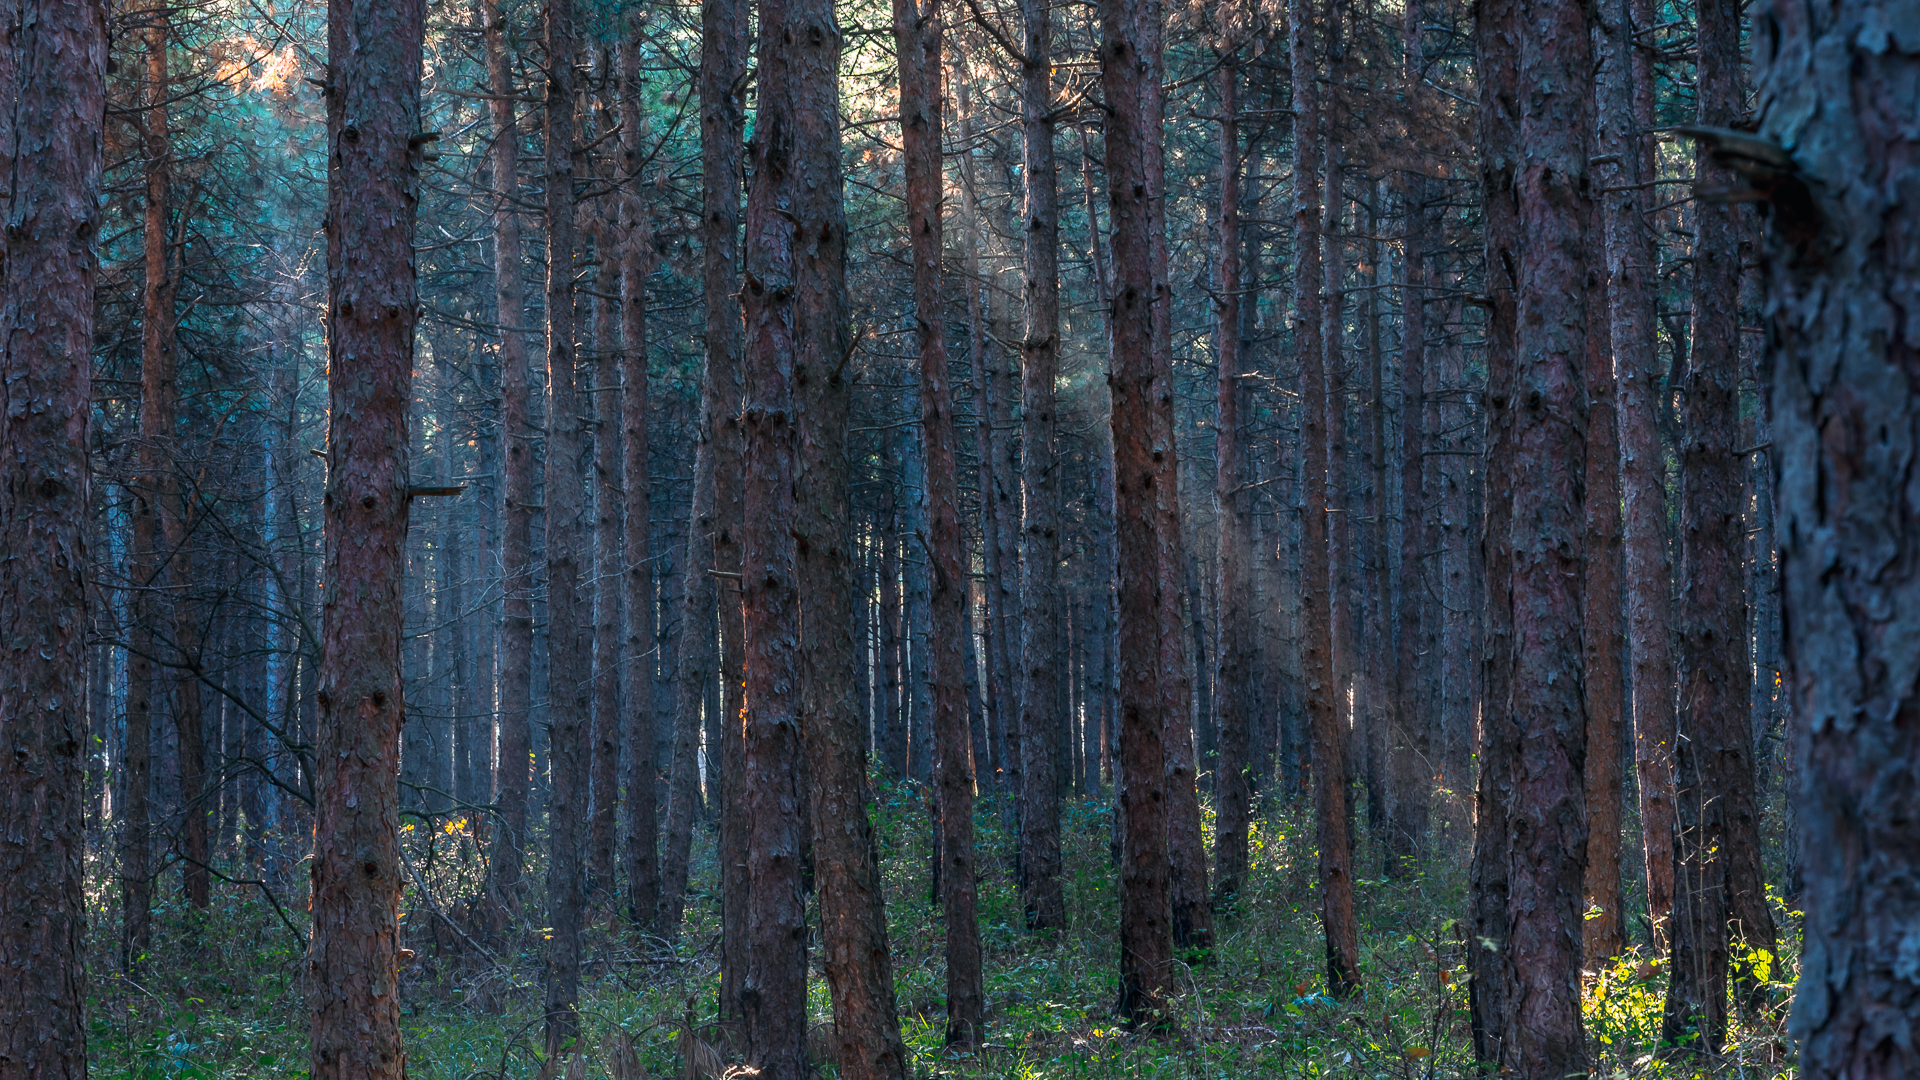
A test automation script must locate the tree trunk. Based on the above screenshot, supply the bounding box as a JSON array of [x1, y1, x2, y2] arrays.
[[1598, 0, 1676, 950], [0, 2, 102, 1072], [1389, 169, 1431, 875], [660, 0, 745, 945], [789, 24, 910, 1073], [1501, 2, 1593, 1073], [124, 9, 175, 975], [1145, 21, 1212, 953], [957, 84, 1009, 795], [738, 0, 855, 1069], [483, 0, 534, 930], [309, 0, 422, 1074], [1665, 0, 1776, 1046], [1757, 0, 1920, 1071], [1581, 198, 1628, 967], [1210, 55, 1255, 912], [589, 198, 624, 910], [617, 32, 660, 932], [894, 0, 984, 1042], [1289, 0, 1361, 999], [1099, 0, 1175, 1025], [1016, 0, 1067, 935], [541, 0, 588, 1049], [1467, 0, 1519, 1058]]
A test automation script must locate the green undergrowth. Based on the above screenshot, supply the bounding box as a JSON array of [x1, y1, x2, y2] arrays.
[[83, 783, 1799, 1079]]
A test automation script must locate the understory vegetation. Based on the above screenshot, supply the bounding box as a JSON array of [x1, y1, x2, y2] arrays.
[[87, 785, 1799, 1079]]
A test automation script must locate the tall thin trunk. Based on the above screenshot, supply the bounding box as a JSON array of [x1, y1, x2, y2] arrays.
[[1467, 0, 1520, 1058], [792, 22, 911, 1072], [0, 1, 103, 1071], [894, 0, 983, 1042], [588, 199, 624, 908], [617, 32, 660, 932], [1389, 170, 1431, 873], [1145, 8, 1211, 954], [1502, 0, 1593, 1073], [125, 8, 175, 973], [483, 0, 534, 928], [957, 84, 1009, 794], [1099, 0, 1175, 1024], [661, 0, 745, 946], [1291, 0, 1360, 999], [541, 0, 588, 1049], [1665, 0, 1773, 1045], [1364, 204, 1396, 873], [737, 0, 836, 1066], [1210, 54, 1255, 911], [1598, 0, 1675, 949], [1582, 197, 1627, 966], [1757, 0, 1920, 1069], [877, 497, 907, 776], [1018, 0, 1066, 934], [310, 0, 423, 1074]]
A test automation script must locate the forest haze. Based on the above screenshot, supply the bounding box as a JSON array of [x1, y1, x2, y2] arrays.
[[0, 0, 1915, 1077]]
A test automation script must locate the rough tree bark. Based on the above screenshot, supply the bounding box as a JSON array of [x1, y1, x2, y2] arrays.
[[309, 0, 423, 1075], [482, 0, 534, 928], [790, 12, 912, 1070], [1757, 0, 1920, 1072], [894, 0, 984, 1042], [1501, 0, 1592, 1073], [541, 0, 588, 1050], [0, 2, 103, 1074], [1289, 0, 1361, 999], [1017, 0, 1067, 934], [1099, 0, 1175, 1026], [1598, 0, 1676, 947], [1664, 0, 1769, 1049], [736, 0, 844, 1065], [659, 0, 746, 948]]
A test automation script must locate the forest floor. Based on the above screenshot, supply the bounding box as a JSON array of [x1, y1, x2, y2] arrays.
[[86, 782, 1798, 1079]]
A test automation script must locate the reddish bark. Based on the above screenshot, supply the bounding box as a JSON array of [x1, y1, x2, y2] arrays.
[[541, 0, 588, 1050], [1597, 0, 1676, 946], [1099, 0, 1175, 1025], [737, 0, 848, 1066], [1666, 0, 1776, 1047], [123, 10, 174, 972], [482, 0, 534, 927], [894, 0, 984, 1042], [1014, 0, 1067, 933], [0, 2, 103, 1074], [1502, 0, 1593, 1073], [1758, 0, 1920, 1071], [1290, 0, 1360, 999], [790, 16, 911, 1070], [309, 0, 423, 1075]]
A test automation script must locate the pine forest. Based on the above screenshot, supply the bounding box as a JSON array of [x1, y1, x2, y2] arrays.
[[0, 0, 1916, 1077]]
